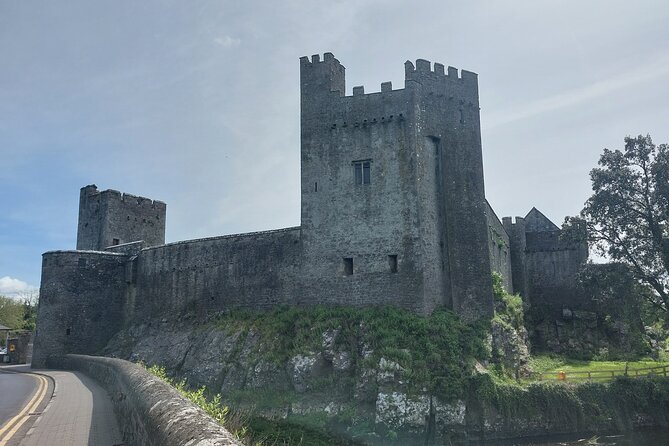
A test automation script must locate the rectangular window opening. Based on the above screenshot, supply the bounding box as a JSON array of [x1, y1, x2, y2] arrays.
[[353, 160, 371, 185], [112, 238, 120, 245], [314, 182, 318, 192], [343, 257, 353, 276], [388, 255, 398, 273], [362, 161, 370, 184]]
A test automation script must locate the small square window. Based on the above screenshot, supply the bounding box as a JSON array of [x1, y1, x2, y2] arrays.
[[343, 257, 353, 276], [353, 160, 371, 185], [388, 255, 398, 273], [112, 238, 120, 245]]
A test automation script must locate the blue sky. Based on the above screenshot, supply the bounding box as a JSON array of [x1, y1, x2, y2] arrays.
[[1, 0, 668, 294]]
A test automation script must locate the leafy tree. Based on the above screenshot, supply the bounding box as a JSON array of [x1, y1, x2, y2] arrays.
[[0, 291, 38, 334], [579, 135, 669, 313], [19, 291, 38, 331], [0, 295, 25, 330]]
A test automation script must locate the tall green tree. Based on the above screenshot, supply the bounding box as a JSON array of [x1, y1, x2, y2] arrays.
[[580, 135, 669, 312], [0, 295, 25, 329]]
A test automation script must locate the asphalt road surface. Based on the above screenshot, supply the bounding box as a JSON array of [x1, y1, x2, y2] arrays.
[[0, 372, 38, 429]]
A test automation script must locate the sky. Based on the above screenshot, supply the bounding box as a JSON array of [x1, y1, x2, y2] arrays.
[[1, 0, 668, 294]]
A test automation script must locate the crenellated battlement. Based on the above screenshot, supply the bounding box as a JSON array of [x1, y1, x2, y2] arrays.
[[300, 53, 478, 114], [404, 58, 477, 84], [82, 185, 166, 210], [299, 52, 341, 66]]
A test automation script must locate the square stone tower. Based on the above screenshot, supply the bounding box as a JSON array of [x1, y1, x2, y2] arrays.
[[299, 53, 493, 321], [76, 184, 166, 251]]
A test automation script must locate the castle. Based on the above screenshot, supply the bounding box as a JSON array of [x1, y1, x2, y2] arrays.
[[32, 53, 587, 368]]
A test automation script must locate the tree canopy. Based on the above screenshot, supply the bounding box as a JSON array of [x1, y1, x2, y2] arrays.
[[580, 135, 669, 312], [0, 292, 37, 333]]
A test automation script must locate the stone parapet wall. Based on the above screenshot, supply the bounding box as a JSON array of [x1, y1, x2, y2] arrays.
[[52, 354, 241, 446]]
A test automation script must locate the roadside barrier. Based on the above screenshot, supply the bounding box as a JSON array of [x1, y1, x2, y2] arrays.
[[531, 365, 669, 382], [49, 354, 242, 446]]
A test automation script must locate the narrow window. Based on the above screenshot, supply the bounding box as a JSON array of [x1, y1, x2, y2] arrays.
[[66, 328, 71, 336], [388, 255, 398, 273], [353, 160, 371, 185], [459, 109, 465, 124], [314, 182, 318, 192], [343, 257, 353, 276], [112, 238, 120, 245]]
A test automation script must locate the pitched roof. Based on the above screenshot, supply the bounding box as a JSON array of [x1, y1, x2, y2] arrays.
[[524, 207, 559, 232], [0, 323, 11, 331]]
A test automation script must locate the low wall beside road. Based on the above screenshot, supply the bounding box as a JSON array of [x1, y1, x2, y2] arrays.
[[51, 354, 242, 446]]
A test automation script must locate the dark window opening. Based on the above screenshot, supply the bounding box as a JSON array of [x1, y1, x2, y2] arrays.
[[353, 160, 371, 185], [66, 328, 71, 336], [459, 109, 465, 124], [343, 257, 353, 276], [314, 182, 318, 192], [112, 238, 120, 245], [389, 255, 398, 273]]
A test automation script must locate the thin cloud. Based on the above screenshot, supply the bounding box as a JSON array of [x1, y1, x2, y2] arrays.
[[485, 54, 669, 129], [213, 36, 241, 48], [0, 276, 36, 297]]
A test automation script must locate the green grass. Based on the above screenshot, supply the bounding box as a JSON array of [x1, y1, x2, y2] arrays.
[[528, 355, 669, 382]]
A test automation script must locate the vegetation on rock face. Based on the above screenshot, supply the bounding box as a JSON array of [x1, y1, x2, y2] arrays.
[[214, 305, 489, 402], [145, 359, 376, 445], [133, 298, 669, 445], [491, 272, 524, 330]]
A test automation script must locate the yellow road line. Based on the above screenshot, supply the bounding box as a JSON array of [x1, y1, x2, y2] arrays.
[[0, 372, 49, 445]]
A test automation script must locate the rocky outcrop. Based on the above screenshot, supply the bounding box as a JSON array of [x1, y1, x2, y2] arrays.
[[102, 312, 669, 445]]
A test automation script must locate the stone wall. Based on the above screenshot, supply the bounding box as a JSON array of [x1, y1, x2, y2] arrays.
[[129, 228, 302, 322], [525, 229, 588, 309], [32, 250, 128, 368], [53, 354, 241, 446], [485, 201, 512, 292]]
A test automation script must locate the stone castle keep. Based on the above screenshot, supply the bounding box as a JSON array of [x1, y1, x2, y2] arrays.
[[33, 53, 587, 367]]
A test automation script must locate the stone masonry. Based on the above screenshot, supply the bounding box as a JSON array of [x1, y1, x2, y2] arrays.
[[33, 53, 587, 367]]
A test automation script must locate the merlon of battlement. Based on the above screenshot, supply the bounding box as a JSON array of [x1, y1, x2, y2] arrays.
[[300, 52, 340, 66], [85, 187, 166, 209], [404, 59, 477, 83]]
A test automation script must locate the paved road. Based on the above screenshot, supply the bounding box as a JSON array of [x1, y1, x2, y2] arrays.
[[0, 365, 122, 446], [18, 369, 123, 446], [0, 372, 38, 429]]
